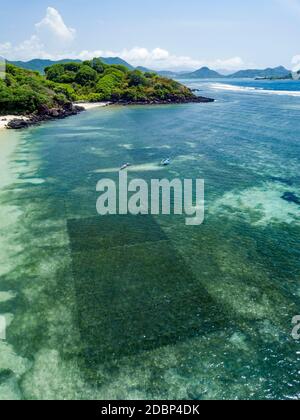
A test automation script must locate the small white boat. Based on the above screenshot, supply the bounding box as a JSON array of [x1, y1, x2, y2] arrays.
[[120, 163, 131, 171], [161, 158, 171, 166]]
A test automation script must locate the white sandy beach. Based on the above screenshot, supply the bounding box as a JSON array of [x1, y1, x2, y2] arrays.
[[76, 102, 110, 110], [0, 103, 109, 130], [0, 116, 29, 130]]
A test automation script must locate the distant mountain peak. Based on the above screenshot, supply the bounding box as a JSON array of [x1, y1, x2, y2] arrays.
[[99, 57, 134, 69], [6, 59, 292, 80], [178, 67, 224, 79], [8, 57, 135, 73], [229, 66, 290, 78]]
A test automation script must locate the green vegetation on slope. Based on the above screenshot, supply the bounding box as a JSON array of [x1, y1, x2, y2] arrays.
[[0, 63, 70, 115], [0, 59, 199, 115], [9, 59, 81, 74], [9, 57, 134, 74], [44, 58, 195, 103]]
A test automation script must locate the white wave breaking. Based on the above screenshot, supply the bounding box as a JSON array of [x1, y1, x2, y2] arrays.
[[209, 83, 300, 97]]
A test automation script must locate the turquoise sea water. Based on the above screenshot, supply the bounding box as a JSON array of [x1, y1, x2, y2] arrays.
[[0, 79, 299, 400]]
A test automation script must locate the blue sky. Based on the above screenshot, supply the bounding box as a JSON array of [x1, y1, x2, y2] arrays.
[[1, 0, 300, 70]]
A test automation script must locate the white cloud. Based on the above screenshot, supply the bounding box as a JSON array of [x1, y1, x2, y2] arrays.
[[119, 48, 245, 70], [121, 47, 170, 62], [208, 56, 245, 70], [0, 42, 12, 55], [77, 50, 104, 60], [108, 48, 245, 71], [292, 54, 300, 72], [35, 7, 76, 44], [0, 8, 245, 71], [76, 47, 245, 71], [0, 7, 75, 60], [0, 38, 43, 61], [118, 47, 196, 69]]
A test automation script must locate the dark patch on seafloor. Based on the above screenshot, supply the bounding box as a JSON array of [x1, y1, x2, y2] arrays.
[[281, 192, 300, 205], [67, 214, 230, 372]]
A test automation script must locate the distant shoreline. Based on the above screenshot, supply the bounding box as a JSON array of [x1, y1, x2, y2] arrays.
[[110, 95, 214, 106]]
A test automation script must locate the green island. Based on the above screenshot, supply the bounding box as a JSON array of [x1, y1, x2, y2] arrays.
[[0, 59, 213, 128]]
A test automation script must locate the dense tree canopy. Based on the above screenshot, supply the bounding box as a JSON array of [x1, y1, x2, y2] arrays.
[[0, 59, 196, 115], [44, 59, 194, 103], [0, 64, 64, 114]]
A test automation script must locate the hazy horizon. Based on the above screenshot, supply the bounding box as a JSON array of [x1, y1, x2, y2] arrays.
[[2, 56, 292, 74]]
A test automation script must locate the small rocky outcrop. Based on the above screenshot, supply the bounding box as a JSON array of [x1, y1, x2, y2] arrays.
[[7, 103, 85, 129], [7, 119, 30, 129]]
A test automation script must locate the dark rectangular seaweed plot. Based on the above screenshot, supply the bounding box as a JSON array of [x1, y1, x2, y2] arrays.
[[68, 215, 223, 364], [67, 214, 168, 252]]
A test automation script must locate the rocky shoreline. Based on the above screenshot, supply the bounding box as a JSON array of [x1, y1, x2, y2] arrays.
[[6, 95, 214, 129], [113, 95, 214, 106], [6, 103, 85, 129]]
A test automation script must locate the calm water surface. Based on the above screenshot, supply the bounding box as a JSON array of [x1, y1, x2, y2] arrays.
[[0, 79, 299, 399]]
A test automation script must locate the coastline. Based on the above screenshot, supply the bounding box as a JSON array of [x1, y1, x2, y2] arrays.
[[112, 95, 215, 106], [0, 116, 30, 130], [0, 103, 108, 130], [1, 95, 214, 130]]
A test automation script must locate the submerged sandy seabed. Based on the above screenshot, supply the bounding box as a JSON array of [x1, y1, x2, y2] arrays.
[[0, 130, 19, 188], [0, 98, 299, 400]]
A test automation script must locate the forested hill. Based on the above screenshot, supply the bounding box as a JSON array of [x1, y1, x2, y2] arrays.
[[0, 63, 65, 114], [9, 57, 134, 74], [0, 59, 213, 116], [43, 58, 199, 103]]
